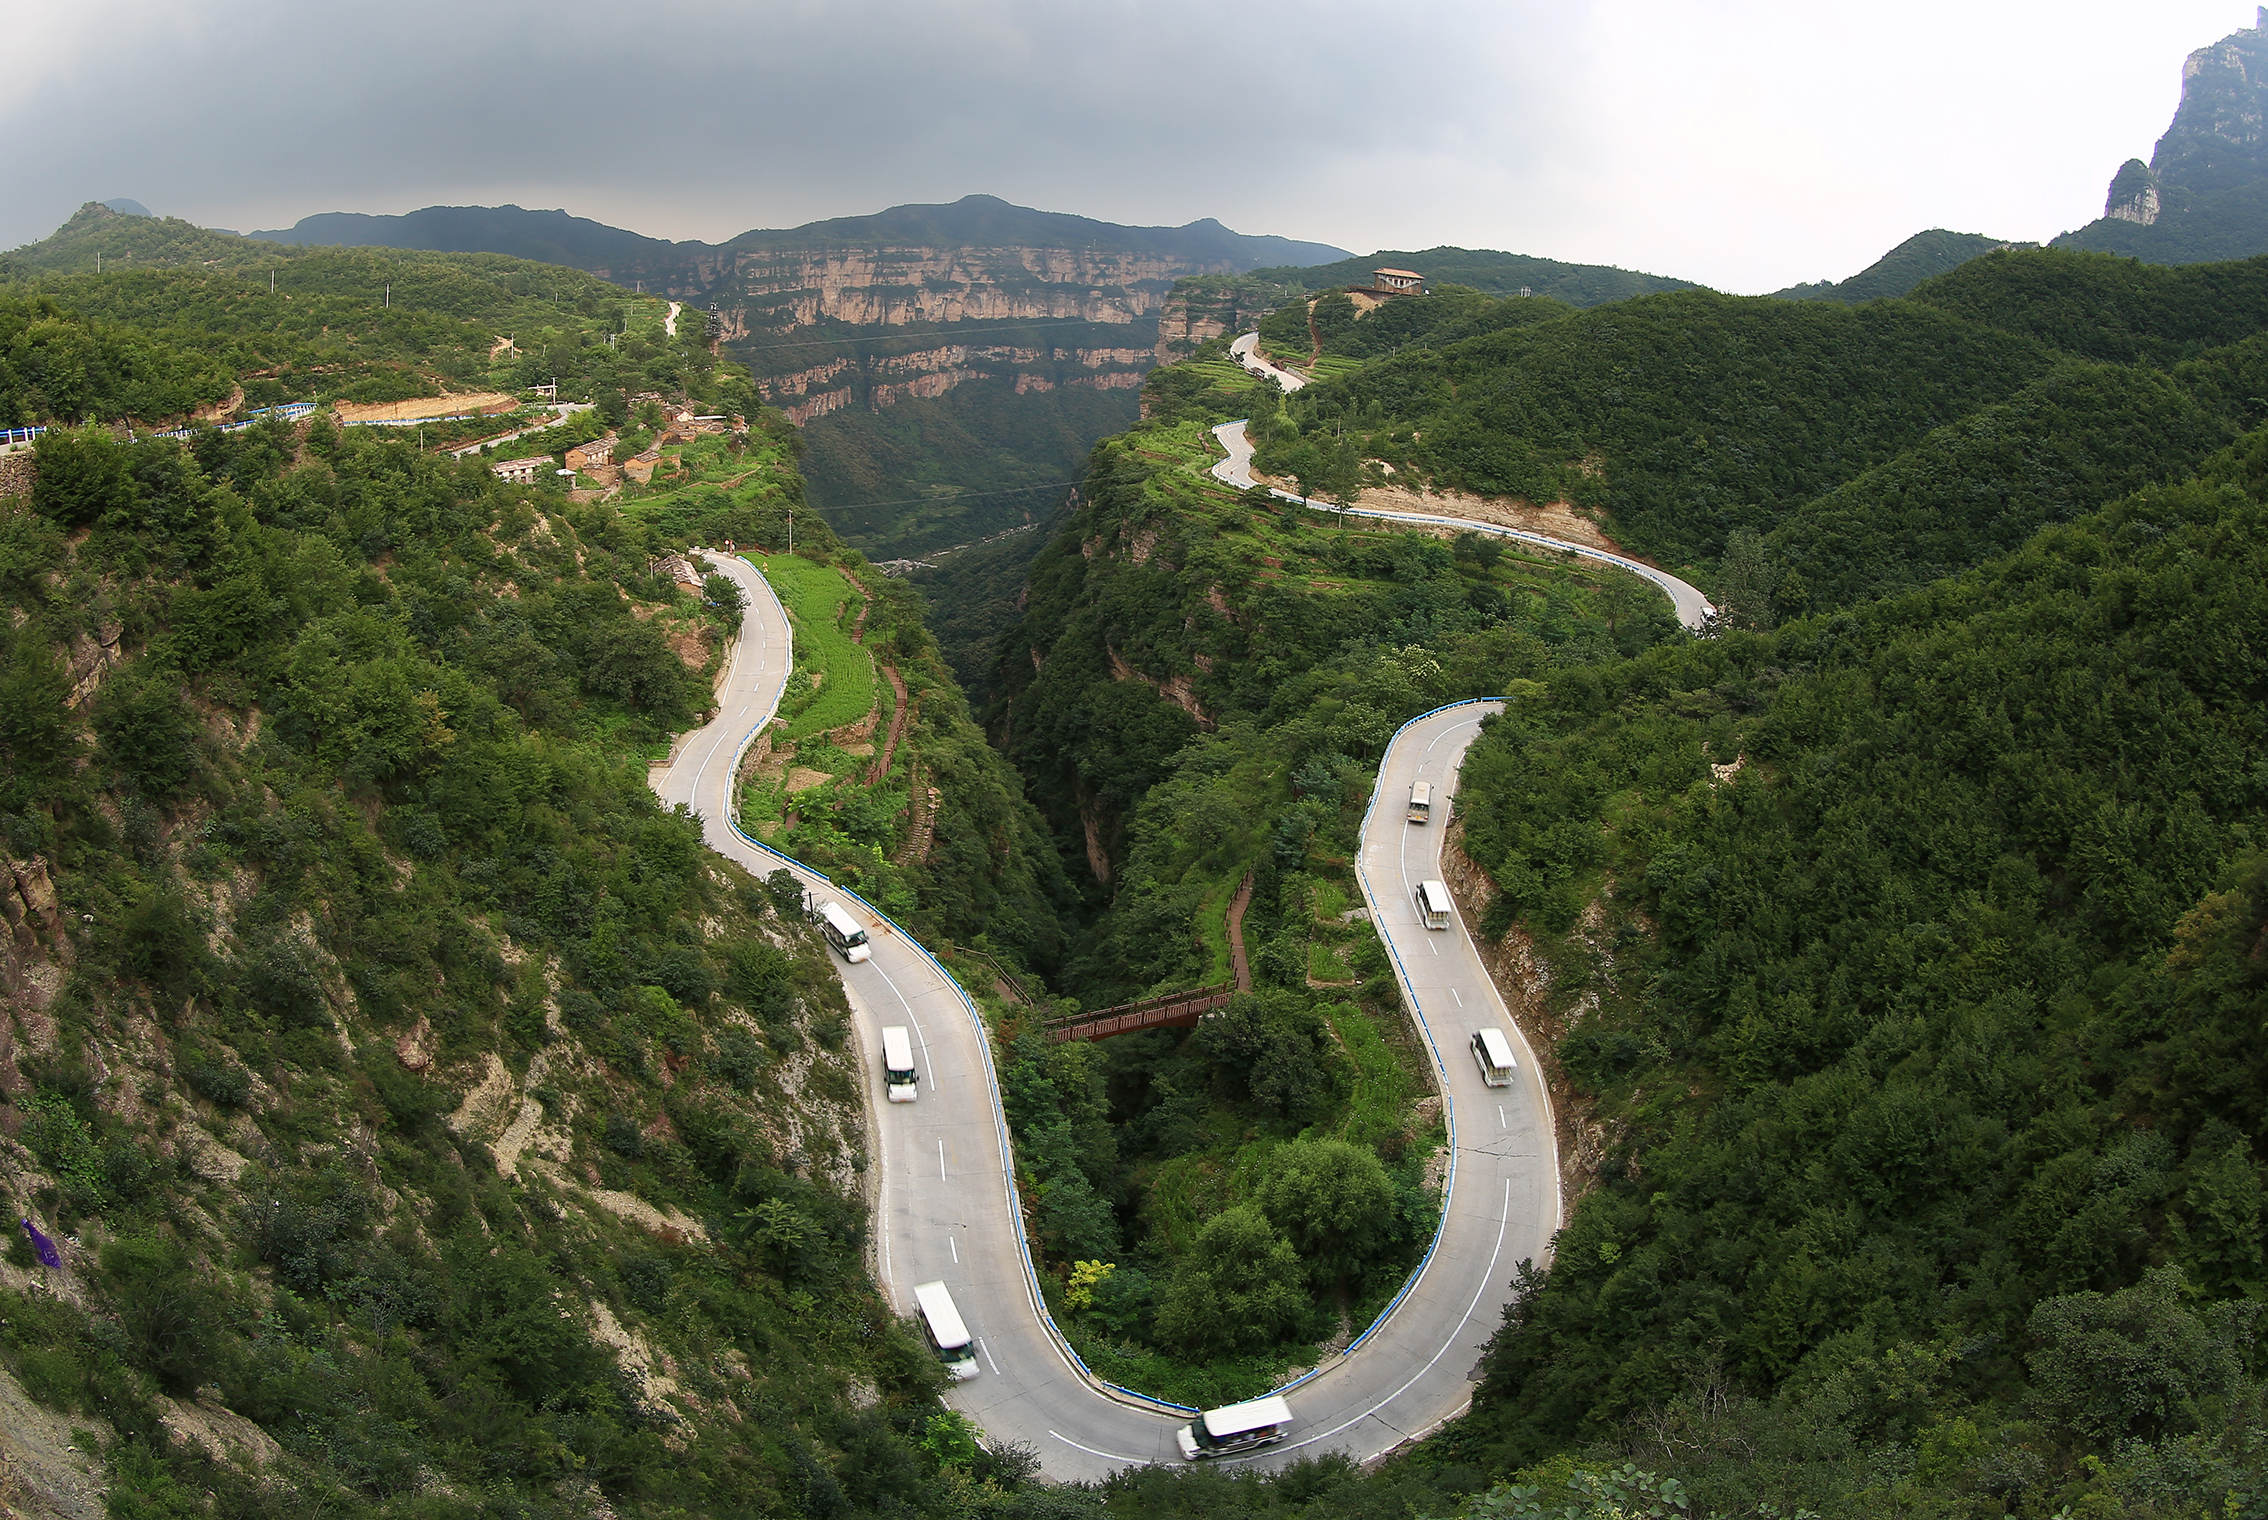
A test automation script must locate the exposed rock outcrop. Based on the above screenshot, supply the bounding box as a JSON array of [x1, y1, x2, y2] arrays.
[[2106, 158, 2162, 224], [753, 340, 1157, 422], [1, 853, 72, 1013]]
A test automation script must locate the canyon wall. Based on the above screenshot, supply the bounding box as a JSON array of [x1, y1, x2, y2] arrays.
[[746, 328, 1161, 419]]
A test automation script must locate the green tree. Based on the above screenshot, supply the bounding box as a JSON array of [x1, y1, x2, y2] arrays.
[[1255, 1138, 1396, 1279], [2027, 1265, 2258, 1444], [1710, 528, 1781, 632], [30, 425, 134, 527], [1154, 1205, 1307, 1355], [101, 1233, 230, 1394], [703, 572, 744, 634], [94, 666, 197, 795], [737, 1196, 812, 1279], [0, 628, 77, 811]]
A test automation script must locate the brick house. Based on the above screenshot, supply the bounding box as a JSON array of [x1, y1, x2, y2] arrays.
[[490, 455, 550, 486]]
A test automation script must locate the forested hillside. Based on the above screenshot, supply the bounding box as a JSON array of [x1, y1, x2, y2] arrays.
[[1244, 248, 2268, 614], [3, 202, 742, 422], [1769, 229, 2025, 304], [0, 222, 1091, 1514], [971, 234, 2268, 1517], [0, 417, 1067, 1516], [1443, 436, 2268, 1516]]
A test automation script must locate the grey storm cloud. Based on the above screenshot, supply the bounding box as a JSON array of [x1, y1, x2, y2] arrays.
[[1, 0, 2245, 291], [2, 0, 1575, 252]]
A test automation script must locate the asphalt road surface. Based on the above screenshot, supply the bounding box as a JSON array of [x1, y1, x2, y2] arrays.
[[648, 491, 1706, 1475], [1229, 330, 1309, 392], [1210, 407, 1713, 631]]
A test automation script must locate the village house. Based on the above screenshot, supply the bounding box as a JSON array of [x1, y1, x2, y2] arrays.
[[1372, 268, 1425, 294], [622, 446, 665, 485], [564, 434, 618, 473], [490, 455, 549, 486]]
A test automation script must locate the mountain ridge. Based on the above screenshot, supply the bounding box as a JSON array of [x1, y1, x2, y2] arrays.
[[1770, 228, 2029, 303], [250, 194, 1351, 276]]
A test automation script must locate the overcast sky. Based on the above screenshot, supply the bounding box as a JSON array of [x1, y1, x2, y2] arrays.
[[4, 0, 2250, 292]]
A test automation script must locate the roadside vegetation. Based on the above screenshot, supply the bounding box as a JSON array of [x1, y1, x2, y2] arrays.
[[610, 420, 1071, 963]]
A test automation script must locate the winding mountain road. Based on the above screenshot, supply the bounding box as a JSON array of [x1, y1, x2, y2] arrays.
[[1209, 414, 1712, 628], [1230, 330, 1309, 392], [650, 412, 1710, 1476]]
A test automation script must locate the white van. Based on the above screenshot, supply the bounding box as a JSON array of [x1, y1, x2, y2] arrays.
[[1471, 1027, 1517, 1087], [881, 1025, 918, 1103], [1407, 781, 1432, 824], [1177, 1394, 1293, 1460], [1415, 879, 1454, 930], [912, 1281, 979, 1380], [818, 901, 871, 963]]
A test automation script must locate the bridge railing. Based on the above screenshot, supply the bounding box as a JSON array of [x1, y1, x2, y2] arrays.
[[1041, 983, 1235, 1043]]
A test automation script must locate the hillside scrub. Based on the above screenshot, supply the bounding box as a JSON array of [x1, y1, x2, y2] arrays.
[[1254, 289, 2059, 572], [4, 206, 742, 422], [0, 418, 1066, 1515], [1250, 249, 2268, 617]]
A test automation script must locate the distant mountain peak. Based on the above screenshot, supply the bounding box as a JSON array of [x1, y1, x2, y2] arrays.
[[2056, 11, 2268, 262]]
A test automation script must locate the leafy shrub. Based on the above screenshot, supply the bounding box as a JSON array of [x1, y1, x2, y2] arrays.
[[94, 668, 198, 795], [604, 1114, 647, 1159], [710, 1024, 767, 1091], [100, 1233, 230, 1395], [1154, 1206, 1308, 1356], [232, 928, 329, 1028], [182, 1061, 249, 1107], [245, 1166, 374, 1297]]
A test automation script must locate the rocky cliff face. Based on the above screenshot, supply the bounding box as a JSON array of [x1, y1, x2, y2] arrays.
[[1152, 276, 1305, 364], [712, 247, 1216, 334], [2106, 159, 2162, 225], [2059, 10, 2268, 261], [575, 241, 1256, 422], [2151, 11, 2268, 199], [750, 331, 1160, 419]]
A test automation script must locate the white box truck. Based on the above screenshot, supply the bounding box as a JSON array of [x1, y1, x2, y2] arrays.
[[1177, 1394, 1293, 1459], [881, 1025, 918, 1103], [912, 1281, 979, 1380], [1415, 879, 1454, 930]]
